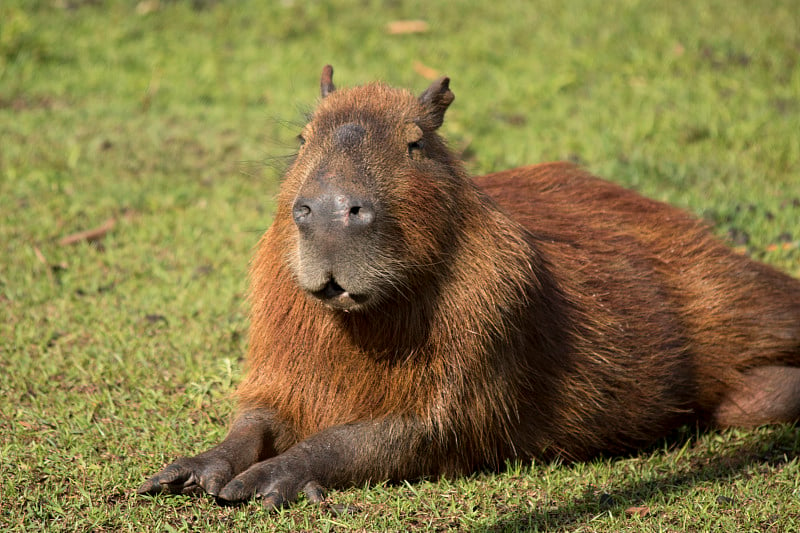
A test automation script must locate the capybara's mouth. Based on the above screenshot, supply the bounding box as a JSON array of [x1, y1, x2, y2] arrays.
[[311, 278, 367, 311]]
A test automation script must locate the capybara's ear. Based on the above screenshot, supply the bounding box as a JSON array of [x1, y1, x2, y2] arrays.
[[320, 65, 335, 98], [418, 76, 454, 129]]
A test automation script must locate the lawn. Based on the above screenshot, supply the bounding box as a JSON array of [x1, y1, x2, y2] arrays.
[[1, 0, 798, 531]]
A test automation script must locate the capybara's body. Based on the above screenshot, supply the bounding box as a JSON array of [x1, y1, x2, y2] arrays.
[[140, 67, 800, 508]]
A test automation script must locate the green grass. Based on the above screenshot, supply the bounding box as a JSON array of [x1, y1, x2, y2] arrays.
[[1, 0, 798, 531]]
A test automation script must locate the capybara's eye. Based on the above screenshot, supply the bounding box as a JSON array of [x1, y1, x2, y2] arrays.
[[408, 140, 423, 158], [297, 134, 306, 147]]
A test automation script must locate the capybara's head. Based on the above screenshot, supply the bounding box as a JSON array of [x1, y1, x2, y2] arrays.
[[279, 66, 466, 312]]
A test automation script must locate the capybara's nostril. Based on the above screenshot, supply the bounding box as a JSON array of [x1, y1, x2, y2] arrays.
[[346, 200, 375, 227], [293, 191, 375, 233], [292, 201, 312, 229]]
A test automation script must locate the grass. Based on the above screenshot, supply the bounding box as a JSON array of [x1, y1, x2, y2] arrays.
[[1, 0, 798, 531]]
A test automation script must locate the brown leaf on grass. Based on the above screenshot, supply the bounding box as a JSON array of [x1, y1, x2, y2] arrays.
[[58, 217, 116, 246], [136, 0, 160, 15], [386, 20, 429, 35], [413, 61, 440, 80], [625, 506, 651, 517]]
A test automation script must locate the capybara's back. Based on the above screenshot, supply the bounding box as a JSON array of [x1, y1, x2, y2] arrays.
[[140, 67, 800, 509], [475, 163, 800, 459]]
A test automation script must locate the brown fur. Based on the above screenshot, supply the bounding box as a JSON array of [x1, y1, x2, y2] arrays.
[[140, 68, 800, 506], [240, 78, 800, 466]]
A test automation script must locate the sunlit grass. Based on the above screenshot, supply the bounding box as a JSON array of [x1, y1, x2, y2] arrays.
[[1, 0, 798, 530]]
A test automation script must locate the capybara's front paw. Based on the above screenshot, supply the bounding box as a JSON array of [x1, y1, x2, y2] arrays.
[[138, 453, 236, 497], [217, 455, 326, 510]]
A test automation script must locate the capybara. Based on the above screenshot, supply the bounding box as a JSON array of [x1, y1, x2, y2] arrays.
[[139, 66, 800, 509]]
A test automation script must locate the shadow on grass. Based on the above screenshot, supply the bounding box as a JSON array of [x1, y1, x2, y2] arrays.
[[483, 424, 799, 532]]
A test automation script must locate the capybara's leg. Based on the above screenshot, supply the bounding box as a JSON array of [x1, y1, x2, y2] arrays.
[[138, 408, 287, 497], [713, 366, 800, 427], [217, 416, 434, 509]]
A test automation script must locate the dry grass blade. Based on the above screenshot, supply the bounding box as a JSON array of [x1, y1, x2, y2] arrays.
[[58, 217, 116, 246], [386, 20, 429, 35]]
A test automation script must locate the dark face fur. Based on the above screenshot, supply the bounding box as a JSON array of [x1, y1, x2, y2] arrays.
[[280, 67, 458, 312]]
